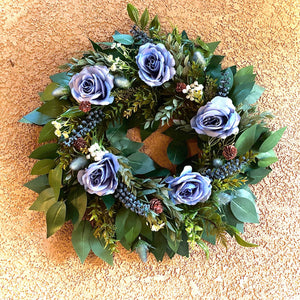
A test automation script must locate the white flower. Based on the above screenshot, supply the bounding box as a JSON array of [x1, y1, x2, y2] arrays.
[[116, 43, 121, 48], [107, 55, 113, 62], [151, 222, 165, 232], [89, 143, 100, 153], [111, 43, 116, 49], [51, 121, 62, 130], [54, 129, 61, 137], [110, 64, 117, 72], [62, 131, 69, 139]]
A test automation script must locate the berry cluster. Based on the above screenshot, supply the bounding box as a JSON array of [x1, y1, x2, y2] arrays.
[[203, 157, 249, 180], [130, 25, 153, 44], [62, 110, 104, 147], [114, 182, 150, 217], [218, 72, 231, 97]]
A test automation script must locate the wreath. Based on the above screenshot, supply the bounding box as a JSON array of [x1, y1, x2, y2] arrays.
[[22, 4, 285, 265]]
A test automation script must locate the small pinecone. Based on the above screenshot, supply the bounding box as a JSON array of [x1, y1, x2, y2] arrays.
[[79, 101, 91, 113], [150, 199, 163, 214], [222, 145, 238, 160], [176, 82, 187, 93], [74, 137, 87, 151]]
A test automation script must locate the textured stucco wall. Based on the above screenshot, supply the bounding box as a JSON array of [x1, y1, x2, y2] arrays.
[[0, 0, 299, 299]]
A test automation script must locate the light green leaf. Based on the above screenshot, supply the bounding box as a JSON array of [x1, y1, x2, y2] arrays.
[[127, 3, 139, 25], [140, 8, 149, 30], [247, 167, 272, 184], [48, 165, 62, 200], [257, 149, 278, 167], [20, 108, 53, 125], [112, 32, 134, 45], [31, 159, 55, 175], [90, 235, 113, 266], [46, 201, 66, 237], [50, 72, 71, 86], [38, 121, 56, 143], [235, 124, 257, 155], [230, 197, 259, 223], [29, 187, 56, 211], [259, 127, 286, 153], [72, 220, 92, 263], [29, 143, 58, 160]]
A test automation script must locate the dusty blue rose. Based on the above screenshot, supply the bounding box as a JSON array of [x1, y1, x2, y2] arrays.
[[190, 96, 240, 139], [165, 166, 212, 205], [69, 65, 114, 105], [136, 43, 175, 87], [77, 153, 119, 196]]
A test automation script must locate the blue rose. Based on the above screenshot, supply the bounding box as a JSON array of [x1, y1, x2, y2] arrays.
[[165, 166, 212, 205], [77, 153, 119, 196], [190, 96, 240, 139], [136, 43, 175, 87], [69, 65, 114, 105]]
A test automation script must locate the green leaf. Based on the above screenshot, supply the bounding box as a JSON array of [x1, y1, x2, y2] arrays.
[[167, 140, 188, 165], [140, 8, 149, 30], [29, 187, 56, 211], [24, 175, 49, 193], [140, 218, 153, 241], [123, 211, 142, 246], [206, 41, 220, 53], [234, 233, 258, 247], [151, 231, 166, 262], [89, 38, 102, 52], [50, 72, 71, 86], [68, 186, 87, 228], [29, 143, 58, 160], [127, 152, 156, 175], [106, 121, 127, 148], [222, 204, 244, 233], [90, 235, 113, 266], [37, 99, 69, 118], [61, 106, 85, 118], [48, 165, 62, 200], [38, 121, 56, 143], [127, 3, 139, 25], [72, 220, 92, 263], [258, 127, 286, 153], [149, 15, 160, 32], [233, 66, 256, 85], [31, 159, 55, 175], [235, 124, 257, 155], [20, 108, 53, 125], [257, 149, 278, 167], [115, 207, 130, 240], [197, 240, 210, 259], [119, 139, 142, 157], [102, 194, 115, 210], [230, 197, 259, 223], [40, 82, 59, 102], [241, 84, 265, 110], [46, 201, 66, 237], [176, 230, 189, 257], [112, 32, 134, 45], [246, 167, 272, 184]]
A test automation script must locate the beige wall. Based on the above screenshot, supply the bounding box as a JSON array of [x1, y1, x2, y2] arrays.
[[0, 0, 299, 299]]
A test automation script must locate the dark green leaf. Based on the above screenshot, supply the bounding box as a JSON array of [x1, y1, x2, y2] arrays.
[[48, 165, 62, 200], [102, 194, 115, 210], [143, 167, 170, 178], [106, 121, 127, 148], [151, 231, 166, 262], [259, 127, 286, 153], [233, 66, 256, 86], [46, 201, 66, 237], [230, 197, 259, 223], [206, 55, 224, 70], [61, 106, 85, 118], [127, 3, 139, 25], [231, 81, 255, 106], [149, 15, 160, 32], [246, 167, 272, 184], [31, 159, 55, 175], [119, 139, 142, 156], [37, 99, 69, 118], [50, 72, 71, 86], [176, 230, 189, 257], [167, 140, 188, 165], [123, 211, 142, 246], [40, 82, 59, 102], [24, 175, 49, 193], [38, 121, 56, 143], [201, 225, 216, 245], [235, 124, 257, 155], [29, 143, 58, 160], [20, 108, 53, 125], [72, 220, 92, 263], [29, 187, 56, 211], [89, 38, 102, 52], [90, 235, 113, 265], [140, 218, 153, 241], [127, 152, 156, 175], [112, 32, 134, 45], [140, 8, 149, 30], [115, 207, 130, 240]]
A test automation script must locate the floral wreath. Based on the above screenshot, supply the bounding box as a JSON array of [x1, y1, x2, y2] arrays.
[[22, 4, 285, 265]]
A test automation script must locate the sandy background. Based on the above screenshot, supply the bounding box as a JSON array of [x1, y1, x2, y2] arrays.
[[0, 0, 299, 299]]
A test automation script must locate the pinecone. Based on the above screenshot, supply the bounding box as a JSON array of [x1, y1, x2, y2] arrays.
[[150, 199, 163, 214], [176, 82, 187, 93], [222, 145, 238, 160], [73, 137, 87, 151], [79, 101, 91, 113]]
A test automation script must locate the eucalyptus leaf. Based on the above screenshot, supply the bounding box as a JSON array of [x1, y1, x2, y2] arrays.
[[230, 197, 259, 223], [235, 124, 257, 155], [258, 127, 286, 153], [50, 72, 71, 86], [29, 187, 56, 212], [31, 159, 55, 175], [113, 32, 134, 45], [46, 201, 66, 237], [241, 84, 265, 110], [29, 143, 58, 160], [72, 220, 93, 263], [127, 152, 156, 175], [167, 140, 188, 165]]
